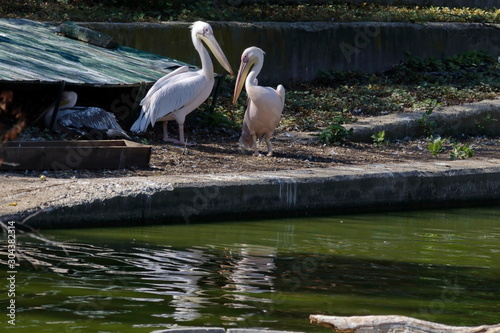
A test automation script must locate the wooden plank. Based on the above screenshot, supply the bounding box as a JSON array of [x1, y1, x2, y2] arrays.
[[0, 140, 151, 170], [4, 140, 126, 148]]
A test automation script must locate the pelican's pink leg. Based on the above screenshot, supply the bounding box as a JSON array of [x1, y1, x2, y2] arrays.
[[252, 134, 261, 156], [177, 123, 194, 146], [178, 123, 185, 145], [265, 134, 273, 157]]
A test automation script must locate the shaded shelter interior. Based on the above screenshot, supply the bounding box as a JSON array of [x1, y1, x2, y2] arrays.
[[0, 81, 148, 133]]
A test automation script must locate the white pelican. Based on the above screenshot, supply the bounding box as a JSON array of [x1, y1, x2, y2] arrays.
[[130, 21, 234, 144], [44, 91, 130, 139], [233, 46, 285, 156]]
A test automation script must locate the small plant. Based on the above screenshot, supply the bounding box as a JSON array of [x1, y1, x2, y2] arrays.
[[450, 142, 474, 160], [418, 107, 438, 136], [371, 130, 387, 147], [475, 113, 498, 136], [195, 106, 238, 132], [319, 116, 353, 145], [427, 136, 447, 158]]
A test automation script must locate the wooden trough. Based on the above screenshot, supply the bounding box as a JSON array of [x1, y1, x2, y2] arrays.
[[0, 140, 151, 170]]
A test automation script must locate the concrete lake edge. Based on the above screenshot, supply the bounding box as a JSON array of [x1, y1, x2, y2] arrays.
[[2, 158, 500, 229], [1, 98, 499, 229]]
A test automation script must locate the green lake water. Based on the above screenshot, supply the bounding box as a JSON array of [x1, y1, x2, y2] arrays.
[[2, 206, 500, 332]]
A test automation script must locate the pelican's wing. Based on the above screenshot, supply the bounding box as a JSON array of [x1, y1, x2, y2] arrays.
[[276, 84, 286, 108], [140, 66, 190, 106], [143, 72, 208, 126], [59, 107, 128, 137]]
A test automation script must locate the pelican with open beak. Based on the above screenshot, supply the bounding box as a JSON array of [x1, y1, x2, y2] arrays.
[[233, 46, 285, 156]]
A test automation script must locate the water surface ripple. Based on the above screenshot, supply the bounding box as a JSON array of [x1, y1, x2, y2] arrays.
[[2, 206, 499, 332]]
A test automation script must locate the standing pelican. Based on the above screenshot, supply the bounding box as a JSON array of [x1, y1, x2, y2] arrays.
[[130, 21, 234, 144], [233, 47, 285, 156], [44, 91, 130, 139]]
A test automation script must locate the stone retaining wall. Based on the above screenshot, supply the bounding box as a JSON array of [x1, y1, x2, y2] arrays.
[[83, 21, 500, 84], [5, 159, 500, 229]]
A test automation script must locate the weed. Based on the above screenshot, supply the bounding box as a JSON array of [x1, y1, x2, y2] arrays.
[[196, 108, 237, 131], [450, 142, 474, 160], [475, 113, 498, 136], [319, 116, 353, 145], [371, 130, 387, 148], [419, 108, 438, 136], [427, 136, 447, 158]]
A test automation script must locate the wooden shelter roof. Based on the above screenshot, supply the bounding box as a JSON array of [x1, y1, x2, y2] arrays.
[[0, 19, 194, 87]]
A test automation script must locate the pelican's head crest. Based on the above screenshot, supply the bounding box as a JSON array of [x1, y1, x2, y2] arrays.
[[190, 21, 212, 37], [190, 21, 233, 76], [242, 47, 265, 63]]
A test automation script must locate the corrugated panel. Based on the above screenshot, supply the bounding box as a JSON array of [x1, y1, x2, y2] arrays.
[[0, 19, 195, 87]]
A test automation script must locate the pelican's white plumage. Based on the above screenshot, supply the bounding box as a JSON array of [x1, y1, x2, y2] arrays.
[[233, 46, 285, 156], [130, 21, 233, 144], [44, 91, 130, 139]]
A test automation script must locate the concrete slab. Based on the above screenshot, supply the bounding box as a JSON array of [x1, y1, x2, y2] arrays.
[[1, 158, 499, 229], [348, 98, 500, 142]]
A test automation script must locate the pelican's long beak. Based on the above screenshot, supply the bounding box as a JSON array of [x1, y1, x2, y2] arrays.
[[199, 34, 234, 76], [232, 58, 254, 104]]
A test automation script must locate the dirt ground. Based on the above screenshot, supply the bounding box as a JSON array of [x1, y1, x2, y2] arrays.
[[140, 131, 499, 176], [2, 120, 500, 179], [1, 122, 499, 223], [35, 128, 497, 179]]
